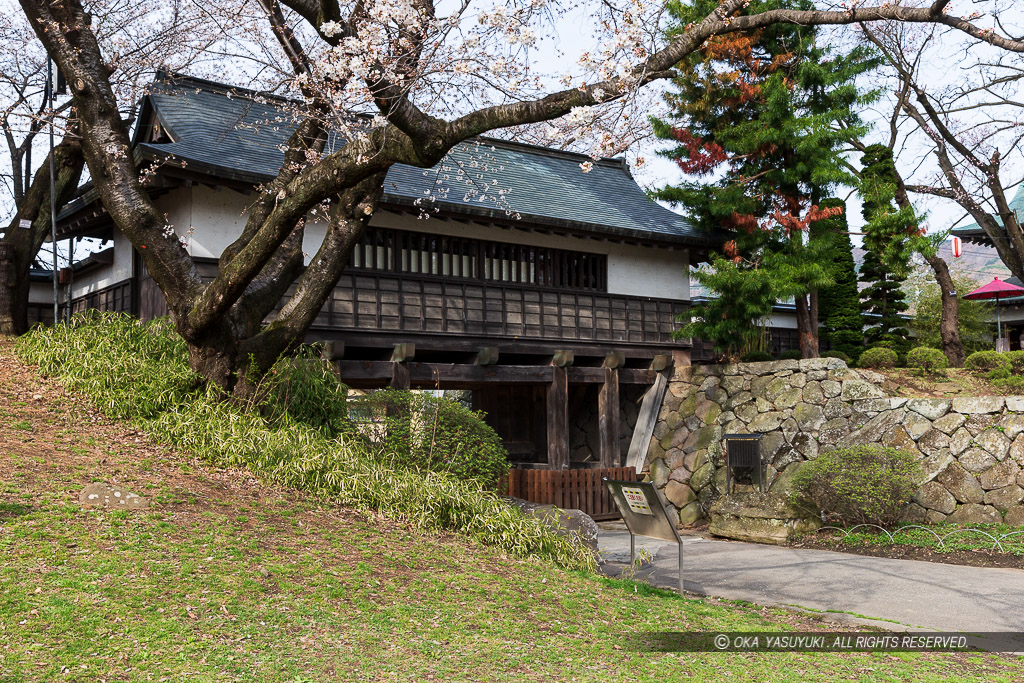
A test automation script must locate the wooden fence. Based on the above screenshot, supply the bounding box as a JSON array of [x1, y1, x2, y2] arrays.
[[504, 466, 639, 521]]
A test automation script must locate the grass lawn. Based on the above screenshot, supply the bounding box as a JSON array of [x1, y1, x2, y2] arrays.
[[2, 344, 1023, 681]]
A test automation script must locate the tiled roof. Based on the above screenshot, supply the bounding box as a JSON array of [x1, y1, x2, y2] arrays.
[[951, 185, 1024, 244], [134, 75, 718, 246]]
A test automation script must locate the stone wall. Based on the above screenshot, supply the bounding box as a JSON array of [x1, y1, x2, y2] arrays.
[[645, 358, 1024, 528]]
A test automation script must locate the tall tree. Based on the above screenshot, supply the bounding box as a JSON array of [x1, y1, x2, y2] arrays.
[[654, 0, 877, 358], [811, 197, 863, 359], [14, 0, 1024, 391], [858, 144, 912, 352]]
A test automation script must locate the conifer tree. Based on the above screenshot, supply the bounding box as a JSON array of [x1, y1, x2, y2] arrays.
[[859, 144, 913, 351], [812, 198, 864, 359], [653, 0, 879, 358]]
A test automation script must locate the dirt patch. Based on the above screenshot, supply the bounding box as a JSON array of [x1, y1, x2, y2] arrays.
[[790, 535, 1024, 570], [877, 367, 1013, 398]]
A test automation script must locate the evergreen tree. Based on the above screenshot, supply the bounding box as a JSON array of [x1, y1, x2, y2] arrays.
[[654, 0, 879, 358], [812, 198, 864, 359], [859, 144, 913, 351]]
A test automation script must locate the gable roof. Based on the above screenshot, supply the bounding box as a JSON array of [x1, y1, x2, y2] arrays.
[[124, 73, 718, 247]]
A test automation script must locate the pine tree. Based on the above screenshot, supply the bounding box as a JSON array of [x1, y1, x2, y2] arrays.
[[812, 198, 864, 359], [654, 0, 879, 358], [859, 144, 912, 352]]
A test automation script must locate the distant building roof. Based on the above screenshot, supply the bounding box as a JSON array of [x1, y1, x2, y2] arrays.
[[101, 73, 718, 249], [950, 184, 1024, 245]]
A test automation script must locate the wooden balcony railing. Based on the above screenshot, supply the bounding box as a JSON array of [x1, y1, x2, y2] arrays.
[[313, 272, 688, 346]]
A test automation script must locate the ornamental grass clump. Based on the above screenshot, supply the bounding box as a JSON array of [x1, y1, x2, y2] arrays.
[[16, 313, 592, 571], [790, 445, 922, 527]]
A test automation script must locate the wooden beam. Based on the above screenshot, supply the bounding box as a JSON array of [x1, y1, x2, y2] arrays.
[[598, 367, 621, 468], [475, 346, 500, 366], [391, 343, 415, 363], [551, 349, 574, 367], [547, 365, 569, 470], [568, 367, 654, 384], [335, 361, 554, 385], [603, 351, 626, 369], [626, 372, 669, 473]]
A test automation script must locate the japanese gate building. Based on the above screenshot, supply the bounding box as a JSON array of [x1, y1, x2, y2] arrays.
[[46, 73, 726, 474]]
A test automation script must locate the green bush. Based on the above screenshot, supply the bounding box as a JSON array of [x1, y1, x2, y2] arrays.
[[821, 350, 851, 364], [964, 350, 1011, 374], [779, 349, 803, 360], [857, 347, 897, 369], [790, 446, 922, 527], [906, 346, 949, 376], [348, 390, 509, 490], [15, 314, 591, 571], [1005, 350, 1024, 373], [740, 350, 774, 363]]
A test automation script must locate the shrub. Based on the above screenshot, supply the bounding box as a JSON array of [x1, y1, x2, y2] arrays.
[[857, 347, 897, 369], [790, 446, 922, 527], [964, 350, 1011, 374], [348, 390, 509, 490], [15, 314, 591, 571], [1006, 350, 1024, 374], [779, 349, 803, 360], [906, 346, 949, 376], [822, 350, 851, 364], [740, 350, 774, 363]]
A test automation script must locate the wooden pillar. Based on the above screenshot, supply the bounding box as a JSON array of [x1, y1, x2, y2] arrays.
[[598, 366, 620, 467], [390, 362, 410, 390], [547, 357, 570, 470]]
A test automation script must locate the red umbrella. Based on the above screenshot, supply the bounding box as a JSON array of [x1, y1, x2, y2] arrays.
[[962, 277, 1024, 339]]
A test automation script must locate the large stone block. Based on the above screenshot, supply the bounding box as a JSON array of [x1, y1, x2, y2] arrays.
[[932, 412, 967, 435], [959, 448, 997, 474], [793, 403, 825, 432], [665, 481, 697, 508], [798, 358, 831, 371], [690, 462, 715, 492], [720, 374, 746, 395], [1004, 505, 1024, 527], [791, 432, 818, 459], [768, 461, 806, 497], [919, 451, 953, 485], [843, 410, 907, 447], [914, 481, 957, 514], [949, 428, 972, 456], [918, 429, 952, 457], [679, 501, 703, 526], [819, 417, 850, 446], [947, 503, 1002, 525], [841, 380, 887, 401], [821, 380, 842, 399], [904, 412, 932, 441], [965, 413, 995, 437], [776, 387, 803, 410], [883, 426, 917, 454], [952, 396, 1005, 414], [749, 411, 785, 433], [507, 499, 599, 555], [1011, 434, 1024, 466], [907, 399, 951, 421], [650, 458, 669, 487], [1005, 396, 1024, 412], [727, 391, 754, 410], [983, 485, 1024, 512], [998, 414, 1024, 441], [937, 464, 985, 504], [978, 460, 1020, 490], [976, 429, 1011, 461], [822, 398, 852, 420], [699, 375, 721, 392], [708, 491, 821, 545], [801, 382, 824, 406]]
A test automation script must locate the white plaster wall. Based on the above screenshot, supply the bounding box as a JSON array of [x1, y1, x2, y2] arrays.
[[99, 191, 693, 301], [767, 310, 799, 329], [67, 227, 135, 299], [1000, 303, 1024, 323]]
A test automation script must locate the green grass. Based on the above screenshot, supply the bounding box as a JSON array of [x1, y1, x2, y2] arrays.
[[13, 314, 591, 571], [810, 522, 1024, 556], [2, 489, 1023, 681]]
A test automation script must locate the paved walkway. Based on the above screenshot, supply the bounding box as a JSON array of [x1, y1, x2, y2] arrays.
[[598, 527, 1024, 648]]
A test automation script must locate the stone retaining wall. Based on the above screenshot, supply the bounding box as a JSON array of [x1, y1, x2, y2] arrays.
[[645, 358, 1024, 528]]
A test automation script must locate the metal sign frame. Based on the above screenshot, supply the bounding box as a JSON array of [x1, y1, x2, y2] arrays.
[[603, 478, 684, 596]]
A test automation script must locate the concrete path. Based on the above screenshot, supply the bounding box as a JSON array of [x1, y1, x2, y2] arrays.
[[599, 527, 1024, 648]]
